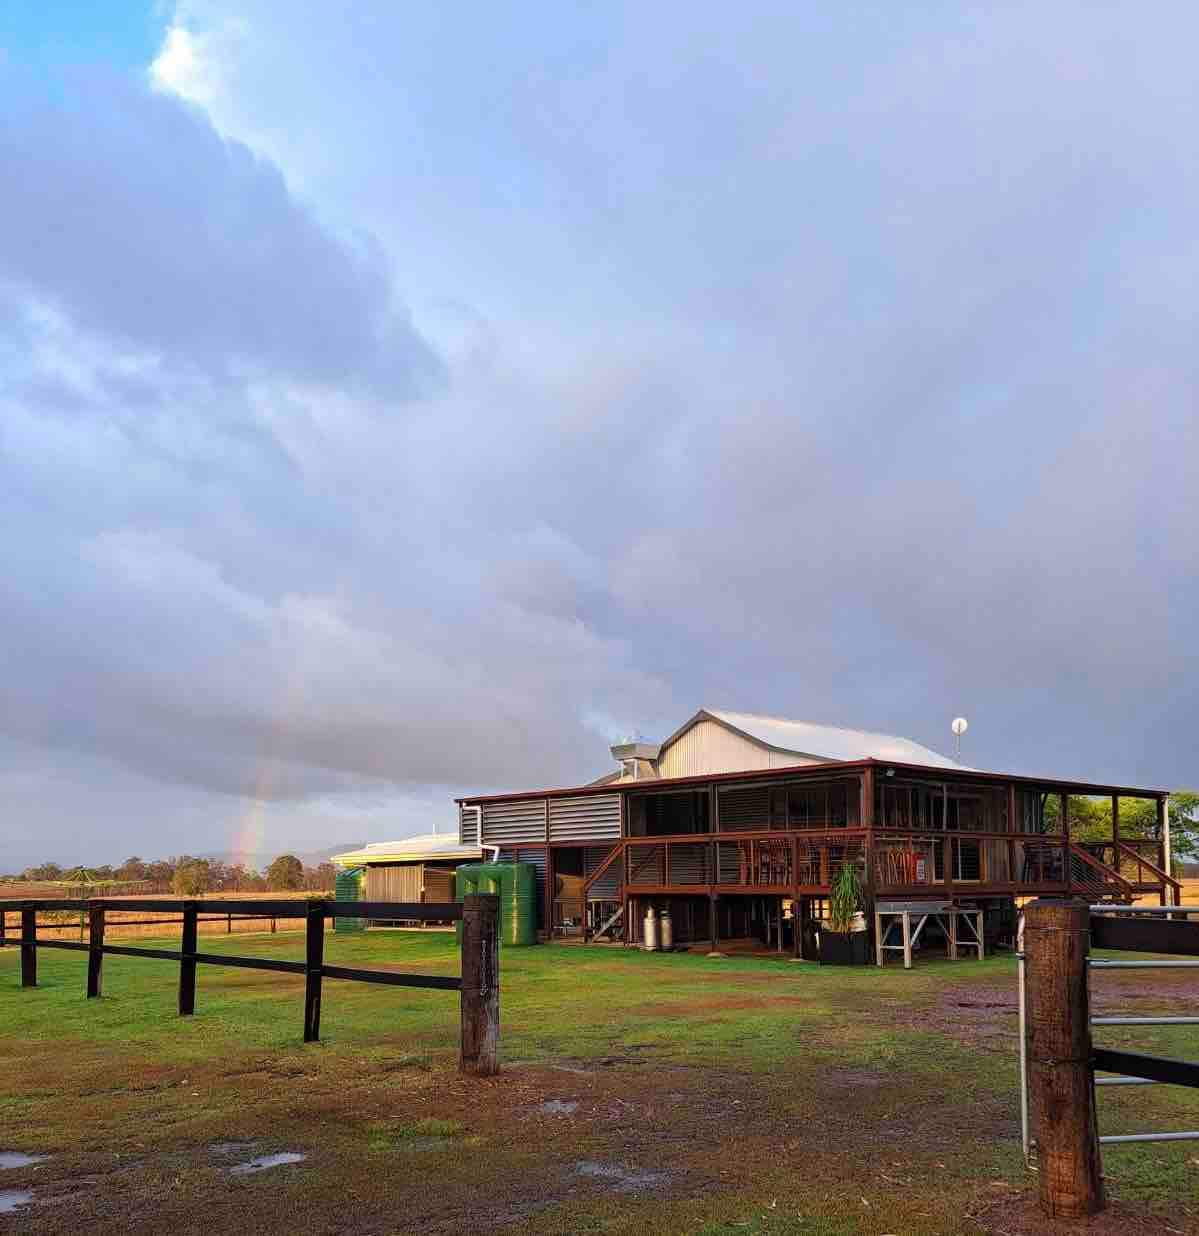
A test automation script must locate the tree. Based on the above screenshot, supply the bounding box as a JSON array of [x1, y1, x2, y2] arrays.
[[117, 856, 147, 882], [23, 862, 64, 882], [172, 859, 210, 896], [265, 854, 304, 891]]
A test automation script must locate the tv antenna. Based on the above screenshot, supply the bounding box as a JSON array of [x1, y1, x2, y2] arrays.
[[951, 716, 969, 758]]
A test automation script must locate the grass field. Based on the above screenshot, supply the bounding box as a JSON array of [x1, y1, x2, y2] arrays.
[[2, 932, 1197, 1235]]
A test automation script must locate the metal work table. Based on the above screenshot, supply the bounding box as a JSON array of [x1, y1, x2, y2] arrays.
[[874, 900, 984, 969]]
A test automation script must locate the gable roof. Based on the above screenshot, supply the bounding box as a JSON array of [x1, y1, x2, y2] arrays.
[[668, 708, 966, 770]]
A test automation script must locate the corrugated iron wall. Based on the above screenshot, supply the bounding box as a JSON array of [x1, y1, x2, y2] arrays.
[[364, 864, 422, 904], [548, 794, 621, 842], [482, 799, 547, 846]]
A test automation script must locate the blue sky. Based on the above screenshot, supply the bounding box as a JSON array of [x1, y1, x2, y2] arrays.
[[1, 3, 1197, 869], [1, 2, 163, 74]]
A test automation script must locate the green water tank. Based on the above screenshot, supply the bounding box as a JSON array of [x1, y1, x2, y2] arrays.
[[334, 867, 366, 932], [455, 862, 538, 946]]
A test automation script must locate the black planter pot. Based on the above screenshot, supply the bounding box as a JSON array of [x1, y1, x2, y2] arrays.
[[818, 929, 870, 966]]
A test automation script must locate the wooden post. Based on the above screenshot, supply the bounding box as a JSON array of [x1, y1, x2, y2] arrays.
[[20, 905, 36, 988], [709, 893, 719, 953], [0, 906, 6, 950], [87, 903, 106, 998], [1024, 898, 1104, 1219], [901, 910, 912, 969], [179, 901, 198, 1016], [460, 892, 500, 1075], [227, 912, 232, 934], [303, 901, 325, 1043], [1061, 794, 1071, 895], [1111, 795, 1119, 857]]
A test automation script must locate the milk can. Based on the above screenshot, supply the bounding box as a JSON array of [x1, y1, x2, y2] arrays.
[[659, 906, 673, 951]]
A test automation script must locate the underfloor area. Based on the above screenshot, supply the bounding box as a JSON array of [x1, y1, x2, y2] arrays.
[[2, 933, 1197, 1234]]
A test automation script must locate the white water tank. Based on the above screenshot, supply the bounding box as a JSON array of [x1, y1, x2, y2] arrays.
[[659, 907, 673, 951]]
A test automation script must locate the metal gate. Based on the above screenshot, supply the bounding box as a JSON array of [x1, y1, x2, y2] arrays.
[[1019, 901, 1199, 1162]]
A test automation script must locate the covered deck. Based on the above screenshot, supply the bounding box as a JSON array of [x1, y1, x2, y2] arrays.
[[585, 761, 1176, 951]]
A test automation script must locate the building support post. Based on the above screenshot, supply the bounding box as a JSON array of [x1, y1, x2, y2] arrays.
[[708, 893, 719, 955], [1024, 898, 1104, 1220], [1061, 794, 1071, 896]]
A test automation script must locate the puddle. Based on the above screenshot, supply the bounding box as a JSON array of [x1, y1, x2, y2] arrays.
[[539, 1100, 578, 1115], [574, 1161, 668, 1194], [0, 1152, 49, 1170], [229, 1152, 306, 1175], [209, 1142, 256, 1157], [0, 1191, 34, 1215]]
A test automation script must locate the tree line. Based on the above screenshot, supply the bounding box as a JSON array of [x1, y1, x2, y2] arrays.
[[5, 854, 337, 895]]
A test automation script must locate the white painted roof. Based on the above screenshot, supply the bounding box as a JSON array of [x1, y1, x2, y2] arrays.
[[706, 709, 966, 769], [331, 833, 482, 867]]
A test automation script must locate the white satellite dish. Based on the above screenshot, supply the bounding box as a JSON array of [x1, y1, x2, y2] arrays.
[[951, 716, 968, 756]]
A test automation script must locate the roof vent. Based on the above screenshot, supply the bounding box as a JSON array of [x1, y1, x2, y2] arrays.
[[610, 740, 661, 780]]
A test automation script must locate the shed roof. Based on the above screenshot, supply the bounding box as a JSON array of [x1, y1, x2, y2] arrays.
[[331, 833, 482, 867]]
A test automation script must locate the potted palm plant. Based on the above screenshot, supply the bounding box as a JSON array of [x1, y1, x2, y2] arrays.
[[819, 862, 869, 965]]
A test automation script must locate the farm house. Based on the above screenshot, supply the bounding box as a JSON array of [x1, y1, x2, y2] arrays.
[[451, 709, 1177, 957]]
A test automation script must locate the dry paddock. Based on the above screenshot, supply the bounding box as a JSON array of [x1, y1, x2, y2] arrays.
[[0, 892, 326, 944]]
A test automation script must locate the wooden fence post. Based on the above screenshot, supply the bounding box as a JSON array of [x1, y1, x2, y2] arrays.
[[87, 903, 106, 998], [21, 905, 37, 988], [303, 901, 325, 1043], [179, 901, 198, 1016], [1024, 898, 1105, 1219], [459, 892, 499, 1076]]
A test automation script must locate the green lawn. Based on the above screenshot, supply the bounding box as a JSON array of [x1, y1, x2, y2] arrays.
[[1, 932, 1196, 1234]]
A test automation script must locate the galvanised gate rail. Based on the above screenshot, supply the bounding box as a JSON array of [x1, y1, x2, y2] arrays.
[[0, 895, 500, 1075], [1019, 899, 1199, 1220]]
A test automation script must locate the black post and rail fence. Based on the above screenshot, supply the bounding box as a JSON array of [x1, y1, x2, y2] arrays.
[[0, 894, 500, 1076], [1022, 897, 1199, 1220]]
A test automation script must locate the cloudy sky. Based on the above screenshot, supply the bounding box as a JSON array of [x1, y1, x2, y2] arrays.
[[2, 3, 1196, 869]]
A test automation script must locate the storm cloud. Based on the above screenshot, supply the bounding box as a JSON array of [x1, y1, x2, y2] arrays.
[[1, 4, 1196, 867]]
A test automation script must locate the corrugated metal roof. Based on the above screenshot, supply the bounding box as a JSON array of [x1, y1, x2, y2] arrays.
[[705, 709, 966, 769], [331, 833, 482, 867]]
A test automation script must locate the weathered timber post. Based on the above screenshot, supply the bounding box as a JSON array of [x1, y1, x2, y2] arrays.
[[20, 905, 37, 988], [1024, 898, 1104, 1219], [459, 892, 500, 1075], [303, 901, 325, 1043], [87, 903, 106, 998], [179, 901, 198, 1016]]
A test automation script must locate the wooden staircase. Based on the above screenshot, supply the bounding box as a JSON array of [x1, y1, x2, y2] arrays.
[[1068, 843, 1136, 903]]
